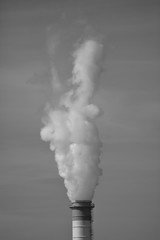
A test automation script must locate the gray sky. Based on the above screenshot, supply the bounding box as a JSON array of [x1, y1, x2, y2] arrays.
[[0, 0, 160, 239]]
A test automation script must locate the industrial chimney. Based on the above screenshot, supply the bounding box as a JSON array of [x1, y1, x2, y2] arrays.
[[70, 201, 95, 240]]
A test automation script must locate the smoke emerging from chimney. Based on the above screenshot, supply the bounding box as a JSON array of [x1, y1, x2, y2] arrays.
[[41, 39, 104, 201]]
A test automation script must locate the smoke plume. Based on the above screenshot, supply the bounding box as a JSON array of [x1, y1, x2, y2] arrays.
[[41, 39, 104, 201]]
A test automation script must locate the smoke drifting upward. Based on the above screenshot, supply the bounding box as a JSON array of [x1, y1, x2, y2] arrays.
[[41, 39, 104, 201]]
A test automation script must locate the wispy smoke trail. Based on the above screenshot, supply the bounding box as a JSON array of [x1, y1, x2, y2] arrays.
[[41, 39, 104, 201]]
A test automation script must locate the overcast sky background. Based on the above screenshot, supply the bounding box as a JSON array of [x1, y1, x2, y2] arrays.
[[0, 0, 160, 239]]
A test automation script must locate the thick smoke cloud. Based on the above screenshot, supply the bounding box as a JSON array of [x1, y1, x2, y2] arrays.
[[41, 39, 104, 201]]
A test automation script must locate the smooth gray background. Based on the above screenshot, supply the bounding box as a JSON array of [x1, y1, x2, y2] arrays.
[[0, 0, 159, 239]]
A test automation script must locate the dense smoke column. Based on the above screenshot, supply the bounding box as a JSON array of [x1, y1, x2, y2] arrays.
[[41, 39, 104, 201]]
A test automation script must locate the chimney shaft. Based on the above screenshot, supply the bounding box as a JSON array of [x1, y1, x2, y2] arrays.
[[70, 201, 94, 240]]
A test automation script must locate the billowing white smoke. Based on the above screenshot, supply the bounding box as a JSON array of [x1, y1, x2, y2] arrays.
[[41, 39, 103, 201]]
